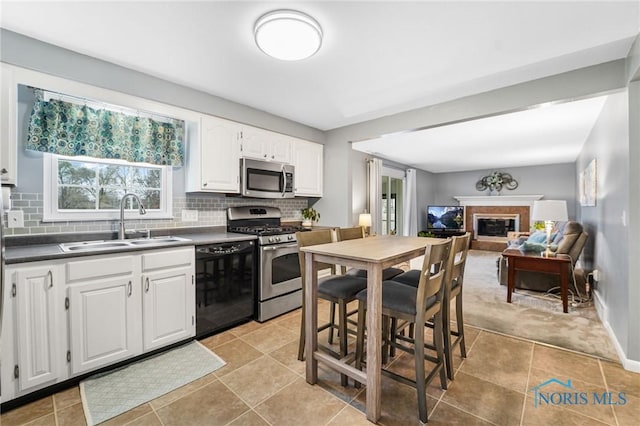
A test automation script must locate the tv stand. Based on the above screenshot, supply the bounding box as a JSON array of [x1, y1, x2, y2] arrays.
[[421, 229, 466, 239]]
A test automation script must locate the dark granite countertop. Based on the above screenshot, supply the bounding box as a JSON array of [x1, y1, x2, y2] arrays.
[[4, 227, 257, 265]]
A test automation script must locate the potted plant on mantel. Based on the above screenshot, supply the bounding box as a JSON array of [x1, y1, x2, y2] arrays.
[[301, 207, 320, 228]]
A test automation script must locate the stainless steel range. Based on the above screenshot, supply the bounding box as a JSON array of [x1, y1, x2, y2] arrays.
[[227, 206, 307, 322]]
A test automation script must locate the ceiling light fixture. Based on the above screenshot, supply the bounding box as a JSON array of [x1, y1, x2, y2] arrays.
[[254, 10, 322, 61]]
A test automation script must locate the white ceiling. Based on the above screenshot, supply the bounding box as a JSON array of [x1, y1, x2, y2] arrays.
[[1, 1, 639, 173], [352, 95, 608, 173]]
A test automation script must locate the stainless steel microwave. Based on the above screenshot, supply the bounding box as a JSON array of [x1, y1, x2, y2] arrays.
[[241, 158, 295, 198]]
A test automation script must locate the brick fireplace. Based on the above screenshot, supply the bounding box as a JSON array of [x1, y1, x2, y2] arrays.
[[454, 195, 543, 251]]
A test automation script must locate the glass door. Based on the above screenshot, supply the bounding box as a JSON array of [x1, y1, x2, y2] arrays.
[[381, 168, 404, 235]]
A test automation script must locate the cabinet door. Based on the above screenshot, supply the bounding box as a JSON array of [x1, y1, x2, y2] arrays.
[[270, 133, 292, 163], [1, 63, 17, 185], [142, 266, 195, 351], [292, 139, 323, 197], [200, 115, 241, 192], [14, 266, 61, 390], [240, 126, 270, 160], [68, 276, 142, 375]]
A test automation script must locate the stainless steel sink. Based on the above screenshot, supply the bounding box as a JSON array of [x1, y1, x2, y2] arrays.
[[128, 236, 191, 245], [59, 236, 191, 253], [59, 241, 133, 252]]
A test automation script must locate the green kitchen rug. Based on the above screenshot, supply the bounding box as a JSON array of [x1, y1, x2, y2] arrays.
[[80, 340, 225, 425]]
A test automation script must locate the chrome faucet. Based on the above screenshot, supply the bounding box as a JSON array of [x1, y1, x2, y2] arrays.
[[119, 193, 147, 240]]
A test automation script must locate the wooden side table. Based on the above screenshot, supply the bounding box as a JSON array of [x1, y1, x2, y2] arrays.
[[501, 248, 573, 313]]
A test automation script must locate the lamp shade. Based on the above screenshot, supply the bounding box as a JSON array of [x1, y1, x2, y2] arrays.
[[531, 200, 568, 222], [358, 213, 372, 227]]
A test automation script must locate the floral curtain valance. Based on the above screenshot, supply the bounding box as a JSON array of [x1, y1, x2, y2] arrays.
[[26, 98, 184, 166]]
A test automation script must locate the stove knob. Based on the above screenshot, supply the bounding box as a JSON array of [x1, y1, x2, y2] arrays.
[[268, 237, 274, 243], [288, 235, 294, 241], [275, 236, 281, 242]]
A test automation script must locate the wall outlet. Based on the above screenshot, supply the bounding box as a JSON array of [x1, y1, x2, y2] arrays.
[[7, 210, 24, 228], [181, 209, 198, 222], [592, 269, 600, 282]]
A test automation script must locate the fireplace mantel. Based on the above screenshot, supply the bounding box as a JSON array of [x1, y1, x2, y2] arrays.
[[454, 195, 543, 207]]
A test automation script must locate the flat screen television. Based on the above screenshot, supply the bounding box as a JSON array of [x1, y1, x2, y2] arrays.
[[427, 205, 465, 230]]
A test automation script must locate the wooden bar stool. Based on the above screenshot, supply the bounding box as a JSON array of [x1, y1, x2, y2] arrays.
[[328, 226, 404, 348], [391, 233, 471, 379], [296, 230, 367, 386], [355, 239, 452, 423]]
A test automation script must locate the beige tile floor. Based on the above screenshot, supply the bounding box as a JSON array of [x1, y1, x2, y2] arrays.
[[2, 301, 638, 426]]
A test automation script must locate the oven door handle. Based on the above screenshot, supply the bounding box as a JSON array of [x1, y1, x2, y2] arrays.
[[262, 243, 298, 251]]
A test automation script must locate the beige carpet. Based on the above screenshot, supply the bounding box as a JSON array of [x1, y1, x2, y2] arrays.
[[461, 250, 618, 361]]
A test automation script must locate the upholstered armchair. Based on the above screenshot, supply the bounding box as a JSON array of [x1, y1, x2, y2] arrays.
[[497, 221, 589, 293]]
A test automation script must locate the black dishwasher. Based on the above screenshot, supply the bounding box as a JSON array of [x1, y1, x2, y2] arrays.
[[195, 240, 256, 338]]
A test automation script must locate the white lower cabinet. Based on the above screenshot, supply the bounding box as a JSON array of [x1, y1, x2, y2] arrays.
[[141, 248, 195, 351], [1, 261, 65, 401], [66, 254, 141, 375], [68, 276, 142, 375], [0, 246, 195, 403], [14, 265, 63, 391]]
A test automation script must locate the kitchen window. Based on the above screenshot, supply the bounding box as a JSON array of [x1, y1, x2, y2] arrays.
[[43, 154, 172, 221]]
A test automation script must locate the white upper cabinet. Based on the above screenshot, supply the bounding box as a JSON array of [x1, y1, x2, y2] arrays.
[[240, 126, 291, 164], [240, 126, 269, 160], [269, 132, 293, 164], [292, 139, 323, 197], [185, 112, 323, 197], [1, 63, 18, 185], [186, 115, 241, 193]]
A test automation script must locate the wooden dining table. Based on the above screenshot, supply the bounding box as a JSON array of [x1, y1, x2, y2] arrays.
[[300, 235, 441, 423]]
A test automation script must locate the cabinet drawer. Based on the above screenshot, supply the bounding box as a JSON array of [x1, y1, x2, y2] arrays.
[[66, 255, 135, 282], [141, 247, 194, 272]]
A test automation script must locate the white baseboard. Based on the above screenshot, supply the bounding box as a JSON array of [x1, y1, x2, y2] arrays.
[[593, 290, 640, 372]]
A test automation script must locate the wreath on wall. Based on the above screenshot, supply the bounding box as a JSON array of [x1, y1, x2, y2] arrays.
[[475, 171, 518, 193]]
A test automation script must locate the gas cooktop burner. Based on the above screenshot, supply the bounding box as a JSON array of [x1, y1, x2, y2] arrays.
[[229, 225, 308, 236]]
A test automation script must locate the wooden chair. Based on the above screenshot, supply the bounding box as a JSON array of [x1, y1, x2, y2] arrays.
[[355, 239, 452, 423], [296, 230, 367, 385], [391, 233, 471, 379]]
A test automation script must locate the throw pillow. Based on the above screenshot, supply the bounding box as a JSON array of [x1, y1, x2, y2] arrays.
[[523, 241, 558, 252], [526, 231, 547, 243], [552, 221, 568, 244]]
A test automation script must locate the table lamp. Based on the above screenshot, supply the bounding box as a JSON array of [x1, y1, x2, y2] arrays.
[[359, 212, 372, 236], [531, 200, 568, 257]]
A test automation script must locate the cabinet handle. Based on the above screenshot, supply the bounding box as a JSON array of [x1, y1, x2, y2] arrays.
[[128, 280, 132, 296], [264, 154, 267, 158], [1, 168, 7, 175], [203, 182, 208, 187], [145, 277, 150, 293], [47, 270, 53, 288]]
